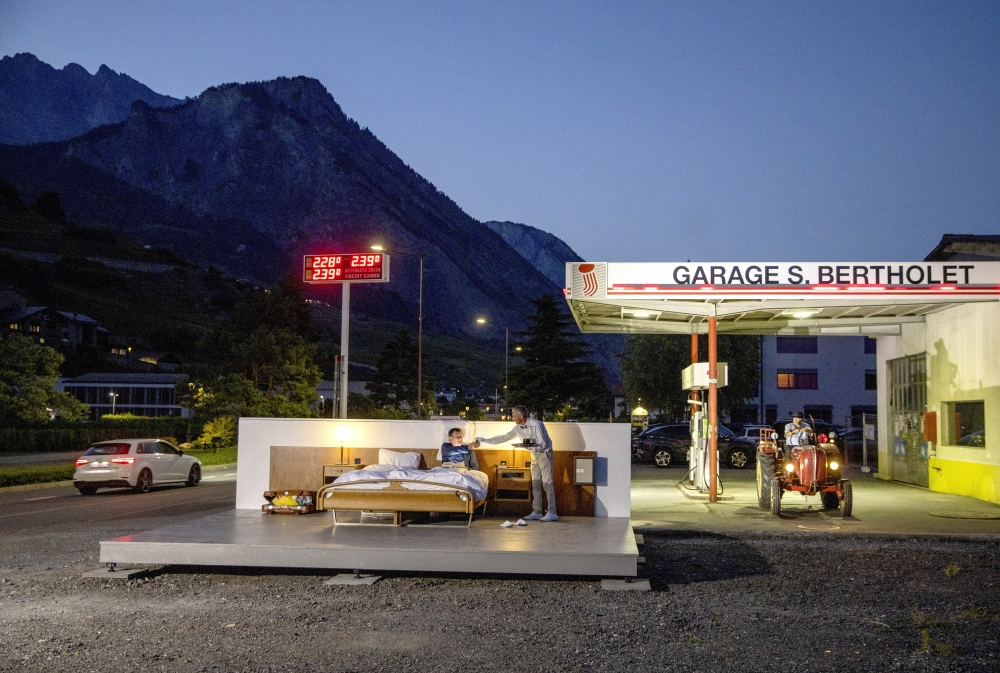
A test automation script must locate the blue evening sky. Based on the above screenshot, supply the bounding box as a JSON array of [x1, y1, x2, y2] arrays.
[[3, 1, 998, 262]]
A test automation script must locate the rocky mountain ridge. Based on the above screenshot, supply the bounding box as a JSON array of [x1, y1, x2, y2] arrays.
[[0, 53, 181, 145]]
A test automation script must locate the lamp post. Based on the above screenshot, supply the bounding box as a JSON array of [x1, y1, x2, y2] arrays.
[[476, 318, 515, 419], [108, 391, 118, 415], [372, 245, 425, 419]]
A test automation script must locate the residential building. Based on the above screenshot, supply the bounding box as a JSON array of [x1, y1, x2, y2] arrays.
[[56, 373, 190, 419], [752, 334, 877, 428]]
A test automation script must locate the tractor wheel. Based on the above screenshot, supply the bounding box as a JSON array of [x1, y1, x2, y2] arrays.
[[756, 451, 774, 509], [820, 490, 840, 510], [770, 477, 782, 516], [841, 480, 853, 518]]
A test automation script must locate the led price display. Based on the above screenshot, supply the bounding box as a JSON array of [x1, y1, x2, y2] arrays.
[[303, 253, 390, 283]]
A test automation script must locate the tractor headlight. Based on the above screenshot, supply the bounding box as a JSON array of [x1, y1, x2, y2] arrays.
[[785, 462, 795, 473], [829, 461, 839, 471]]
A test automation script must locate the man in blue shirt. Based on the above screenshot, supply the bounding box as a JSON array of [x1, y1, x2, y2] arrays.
[[440, 428, 480, 470], [477, 405, 557, 521]]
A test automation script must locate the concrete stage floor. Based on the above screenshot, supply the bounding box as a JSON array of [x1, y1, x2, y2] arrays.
[[100, 510, 638, 577], [632, 464, 1000, 535]]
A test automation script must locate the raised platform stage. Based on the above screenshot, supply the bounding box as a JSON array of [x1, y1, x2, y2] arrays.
[[101, 511, 639, 577]]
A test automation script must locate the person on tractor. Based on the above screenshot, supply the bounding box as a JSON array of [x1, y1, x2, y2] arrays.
[[784, 412, 814, 448]]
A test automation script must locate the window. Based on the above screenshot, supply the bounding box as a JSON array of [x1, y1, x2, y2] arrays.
[[29, 325, 40, 333], [777, 370, 818, 389], [776, 336, 818, 354], [8, 323, 18, 330], [864, 337, 877, 354], [944, 401, 985, 447], [865, 369, 877, 390], [889, 355, 926, 413]]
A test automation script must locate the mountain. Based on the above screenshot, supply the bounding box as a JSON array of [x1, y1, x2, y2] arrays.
[[0, 58, 621, 381], [0, 76, 563, 335], [0, 53, 182, 145], [485, 220, 583, 286]]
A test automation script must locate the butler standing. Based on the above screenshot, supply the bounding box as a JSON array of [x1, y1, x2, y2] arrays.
[[477, 405, 557, 521]]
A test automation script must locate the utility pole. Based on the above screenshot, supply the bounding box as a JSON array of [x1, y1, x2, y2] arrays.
[[340, 283, 350, 419]]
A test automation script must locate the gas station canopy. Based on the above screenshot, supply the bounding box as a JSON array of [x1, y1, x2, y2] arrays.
[[564, 261, 1000, 335]]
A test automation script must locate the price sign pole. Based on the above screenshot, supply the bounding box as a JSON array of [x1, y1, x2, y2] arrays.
[[303, 253, 390, 419], [340, 282, 350, 419]]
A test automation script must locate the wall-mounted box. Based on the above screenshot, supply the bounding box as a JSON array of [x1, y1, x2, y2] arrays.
[[573, 452, 596, 486]]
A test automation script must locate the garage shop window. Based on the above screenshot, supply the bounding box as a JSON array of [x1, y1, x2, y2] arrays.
[[865, 369, 877, 390], [944, 401, 986, 447], [777, 369, 818, 389], [776, 336, 818, 354]]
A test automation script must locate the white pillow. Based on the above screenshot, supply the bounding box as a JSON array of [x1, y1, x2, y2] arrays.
[[377, 449, 422, 468]]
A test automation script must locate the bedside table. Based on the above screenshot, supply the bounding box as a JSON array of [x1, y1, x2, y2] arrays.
[[494, 466, 532, 502], [323, 464, 362, 485]]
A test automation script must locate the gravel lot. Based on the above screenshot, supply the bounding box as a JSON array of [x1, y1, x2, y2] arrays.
[[2, 519, 998, 672]]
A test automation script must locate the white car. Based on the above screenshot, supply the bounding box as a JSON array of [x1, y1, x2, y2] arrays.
[[73, 438, 202, 495]]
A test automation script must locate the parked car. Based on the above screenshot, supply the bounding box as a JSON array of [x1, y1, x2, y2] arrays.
[[842, 427, 877, 453], [73, 439, 202, 495], [632, 423, 752, 468]]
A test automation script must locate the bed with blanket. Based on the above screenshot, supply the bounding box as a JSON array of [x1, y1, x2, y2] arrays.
[[316, 450, 489, 526]]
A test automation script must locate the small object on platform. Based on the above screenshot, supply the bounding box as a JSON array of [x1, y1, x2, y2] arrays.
[[516, 518, 527, 526], [602, 578, 650, 592], [634, 533, 644, 544], [262, 490, 317, 514], [541, 512, 559, 522], [501, 520, 515, 528], [324, 573, 381, 586]]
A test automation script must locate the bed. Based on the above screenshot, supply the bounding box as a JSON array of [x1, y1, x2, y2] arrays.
[[316, 450, 490, 526]]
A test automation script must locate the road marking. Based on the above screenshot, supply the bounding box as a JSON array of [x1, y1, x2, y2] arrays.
[[22, 495, 60, 502], [0, 484, 233, 519]]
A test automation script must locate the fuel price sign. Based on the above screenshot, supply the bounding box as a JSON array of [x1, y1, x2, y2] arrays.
[[303, 253, 390, 283]]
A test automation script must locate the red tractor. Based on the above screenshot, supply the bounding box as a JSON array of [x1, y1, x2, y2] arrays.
[[756, 428, 852, 517]]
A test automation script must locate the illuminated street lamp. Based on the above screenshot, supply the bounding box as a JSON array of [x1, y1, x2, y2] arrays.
[[372, 244, 425, 419], [475, 318, 514, 419], [108, 391, 118, 415]]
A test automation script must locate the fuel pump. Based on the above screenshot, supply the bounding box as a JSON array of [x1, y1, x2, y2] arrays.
[[682, 362, 729, 493], [687, 397, 711, 491]]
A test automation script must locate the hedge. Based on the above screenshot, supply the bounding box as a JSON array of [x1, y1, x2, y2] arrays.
[[0, 418, 205, 455]]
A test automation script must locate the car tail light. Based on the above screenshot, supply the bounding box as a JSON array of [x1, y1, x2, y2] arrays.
[[111, 456, 136, 465], [817, 433, 828, 443], [75, 458, 88, 466]]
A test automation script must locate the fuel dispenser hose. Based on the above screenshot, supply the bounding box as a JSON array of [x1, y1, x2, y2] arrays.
[[678, 465, 724, 495]]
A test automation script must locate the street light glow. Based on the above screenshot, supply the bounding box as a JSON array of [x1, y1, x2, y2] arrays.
[[476, 317, 486, 324], [370, 244, 385, 251]]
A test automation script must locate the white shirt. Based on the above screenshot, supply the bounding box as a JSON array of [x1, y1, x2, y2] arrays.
[[478, 418, 552, 453], [785, 422, 812, 447]]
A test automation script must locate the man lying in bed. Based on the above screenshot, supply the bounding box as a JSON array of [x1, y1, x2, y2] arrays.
[[440, 428, 481, 470]]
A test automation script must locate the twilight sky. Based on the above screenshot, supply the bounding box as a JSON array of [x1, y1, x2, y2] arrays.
[[3, 1, 998, 263]]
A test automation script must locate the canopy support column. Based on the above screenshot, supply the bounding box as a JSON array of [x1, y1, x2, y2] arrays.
[[708, 304, 718, 503]]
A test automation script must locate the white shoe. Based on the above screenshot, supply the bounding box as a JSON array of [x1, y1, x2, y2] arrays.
[[524, 512, 543, 520], [541, 512, 559, 522], [501, 520, 515, 528]]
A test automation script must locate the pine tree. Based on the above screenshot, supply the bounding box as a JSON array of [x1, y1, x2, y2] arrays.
[[508, 294, 611, 419]]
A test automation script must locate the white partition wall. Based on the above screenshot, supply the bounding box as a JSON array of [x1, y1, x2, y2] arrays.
[[235, 418, 631, 517]]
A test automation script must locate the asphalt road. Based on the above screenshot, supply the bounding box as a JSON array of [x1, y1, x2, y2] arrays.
[[1, 466, 999, 672], [0, 465, 236, 536]]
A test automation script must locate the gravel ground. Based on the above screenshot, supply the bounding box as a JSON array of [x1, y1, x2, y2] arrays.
[[1, 523, 998, 672]]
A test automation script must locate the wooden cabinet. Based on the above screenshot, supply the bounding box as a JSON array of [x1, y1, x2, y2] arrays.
[[323, 464, 362, 484], [494, 466, 532, 502]]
